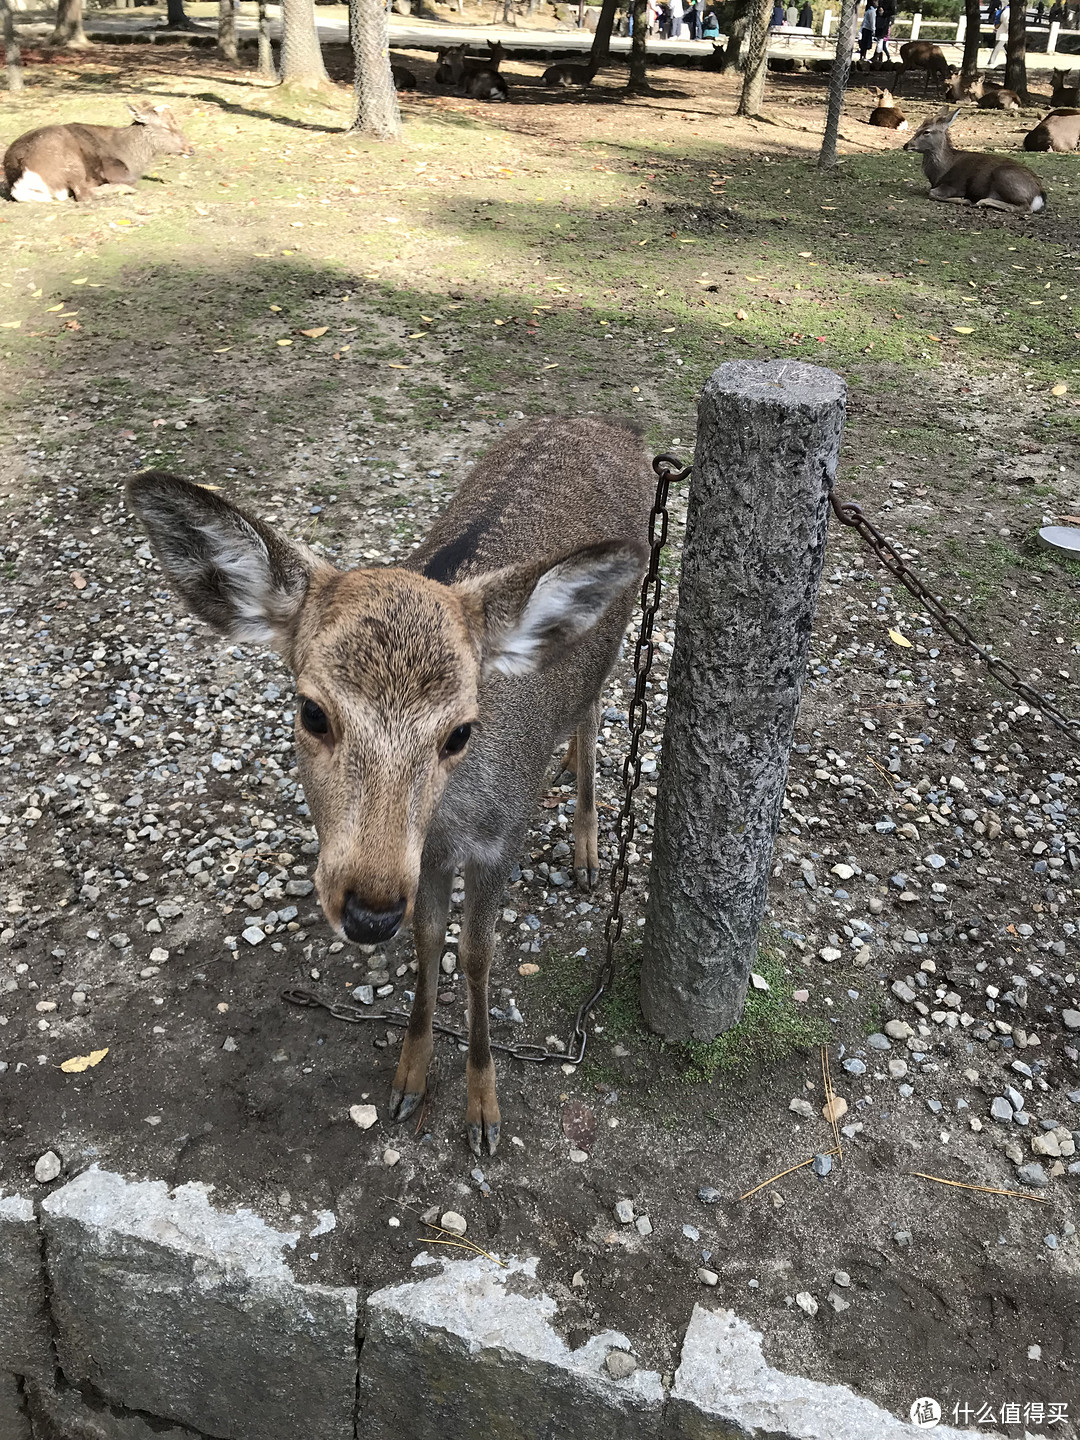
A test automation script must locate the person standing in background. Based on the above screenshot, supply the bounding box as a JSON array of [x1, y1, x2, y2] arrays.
[[798, 0, 814, 26], [987, 3, 1009, 67], [859, 0, 877, 58], [873, 0, 895, 61]]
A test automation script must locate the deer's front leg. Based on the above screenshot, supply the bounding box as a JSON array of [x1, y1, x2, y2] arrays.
[[573, 699, 601, 890], [389, 865, 452, 1124], [460, 860, 509, 1157]]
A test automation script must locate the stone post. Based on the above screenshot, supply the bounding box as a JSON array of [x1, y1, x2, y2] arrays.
[[639, 361, 846, 1043]]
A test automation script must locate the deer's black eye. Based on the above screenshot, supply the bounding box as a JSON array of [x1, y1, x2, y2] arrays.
[[300, 698, 329, 736], [441, 723, 471, 758]]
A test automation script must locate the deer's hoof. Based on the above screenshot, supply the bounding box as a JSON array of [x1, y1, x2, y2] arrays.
[[468, 1119, 500, 1158], [575, 865, 600, 891], [389, 1086, 424, 1123]]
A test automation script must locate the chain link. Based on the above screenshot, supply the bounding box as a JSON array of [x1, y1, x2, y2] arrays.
[[829, 494, 1080, 741], [282, 453, 689, 1064]]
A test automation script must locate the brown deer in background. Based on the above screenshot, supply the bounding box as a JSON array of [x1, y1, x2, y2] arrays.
[[904, 109, 1047, 212], [1050, 68, 1080, 107], [126, 420, 651, 1157], [895, 41, 954, 97], [3, 104, 190, 202], [1024, 108, 1080, 151], [868, 87, 908, 129]]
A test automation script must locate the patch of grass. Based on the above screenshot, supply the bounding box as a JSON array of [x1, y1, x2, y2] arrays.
[[672, 944, 830, 1085]]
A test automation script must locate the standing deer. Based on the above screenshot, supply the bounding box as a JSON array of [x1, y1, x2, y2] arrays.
[[1024, 108, 1080, 151], [3, 104, 191, 203], [126, 419, 651, 1157], [903, 109, 1047, 212], [895, 41, 954, 97]]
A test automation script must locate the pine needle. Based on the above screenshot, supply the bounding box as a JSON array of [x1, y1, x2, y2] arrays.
[[821, 1044, 843, 1166], [910, 1172, 1051, 1204], [424, 1236, 509, 1265], [739, 1148, 841, 1201]]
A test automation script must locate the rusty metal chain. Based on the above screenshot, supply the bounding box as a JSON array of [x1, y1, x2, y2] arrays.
[[829, 493, 1080, 741], [282, 453, 690, 1065]]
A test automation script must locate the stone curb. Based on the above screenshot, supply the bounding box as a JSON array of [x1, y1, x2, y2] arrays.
[[1, 1171, 1000, 1440]]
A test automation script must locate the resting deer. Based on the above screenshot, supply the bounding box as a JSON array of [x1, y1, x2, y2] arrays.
[[904, 109, 1046, 212], [1024, 108, 1080, 151], [977, 83, 1021, 110], [1050, 69, 1079, 107], [444, 42, 508, 100], [542, 57, 599, 88], [126, 419, 650, 1157], [868, 88, 908, 130], [435, 40, 505, 87], [895, 41, 954, 97], [4, 103, 191, 203]]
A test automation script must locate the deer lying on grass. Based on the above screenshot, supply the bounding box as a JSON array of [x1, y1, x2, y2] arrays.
[[3, 104, 191, 203], [1024, 108, 1080, 151], [904, 109, 1046, 212], [977, 83, 1022, 110], [542, 57, 598, 89], [868, 88, 908, 130], [895, 41, 954, 97], [435, 40, 505, 87], [443, 42, 508, 101], [126, 419, 650, 1157], [1051, 69, 1080, 107]]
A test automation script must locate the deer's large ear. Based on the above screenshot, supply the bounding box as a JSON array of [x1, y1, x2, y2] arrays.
[[125, 472, 327, 650], [946, 105, 963, 125], [455, 540, 646, 678]]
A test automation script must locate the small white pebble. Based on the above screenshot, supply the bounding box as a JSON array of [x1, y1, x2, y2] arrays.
[[349, 1104, 378, 1130], [697, 1268, 719, 1286], [388, 1216, 401, 1228], [382, 1148, 400, 1167], [440, 1211, 467, 1236]]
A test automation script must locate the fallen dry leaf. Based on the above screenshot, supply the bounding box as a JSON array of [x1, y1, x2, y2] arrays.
[[300, 327, 328, 338], [60, 1047, 108, 1073], [952, 326, 974, 335], [561, 1100, 598, 1152], [1051, 382, 1068, 397], [888, 629, 912, 648], [822, 1096, 848, 1124], [518, 962, 540, 977]]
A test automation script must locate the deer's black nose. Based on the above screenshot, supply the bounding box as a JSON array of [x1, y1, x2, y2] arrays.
[[341, 894, 406, 945]]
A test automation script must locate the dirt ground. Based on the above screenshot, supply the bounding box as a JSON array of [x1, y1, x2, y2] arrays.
[[1, 38, 1079, 1434]]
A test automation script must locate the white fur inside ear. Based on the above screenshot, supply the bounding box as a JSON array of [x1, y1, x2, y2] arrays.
[[200, 524, 280, 642], [489, 553, 633, 678]]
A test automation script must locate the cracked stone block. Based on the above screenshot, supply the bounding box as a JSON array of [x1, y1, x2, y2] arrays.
[[358, 1254, 664, 1440], [23, 1376, 202, 1440], [1, 1373, 32, 1440], [0, 1197, 52, 1379], [668, 1306, 1003, 1440], [40, 1170, 357, 1440]]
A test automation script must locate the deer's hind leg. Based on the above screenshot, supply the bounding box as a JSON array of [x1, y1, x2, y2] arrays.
[[573, 698, 601, 890], [389, 864, 453, 1124]]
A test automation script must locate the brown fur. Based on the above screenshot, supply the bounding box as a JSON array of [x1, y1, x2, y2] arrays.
[[977, 85, 1021, 110], [125, 419, 652, 1157], [1024, 108, 1080, 151], [904, 109, 1046, 213], [1050, 68, 1080, 108], [3, 104, 190, 202], [896, 41, 954, 97]]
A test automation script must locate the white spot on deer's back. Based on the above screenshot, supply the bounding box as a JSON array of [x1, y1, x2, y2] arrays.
[[11, 170, 66, 203]]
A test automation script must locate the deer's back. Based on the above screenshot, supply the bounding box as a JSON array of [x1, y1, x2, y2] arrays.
[[1025, 109, 1080, 150], [4, 122, 137, 185], [408, 418, 653, 586], [942, 150, 1045, 204]]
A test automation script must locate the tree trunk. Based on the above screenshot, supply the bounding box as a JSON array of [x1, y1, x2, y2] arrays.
[[3, 0, 23, 90], [736, 0, 772, 114], [349, 0, 401, 139], [280, 0, 330, 86], [960, 0, 980, 82], [627, 0, 648, 90], [218, 0, 238, 61], [1004, 2, 1028, 99], [257, 0, 276, 77], [586, 0, 619, 72], [639, 361, 846, 1043], [720, 5, 751, 70], [166, 0, 198, 30], [48, 0, 90, 48], [818, 0, 857, 167]]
